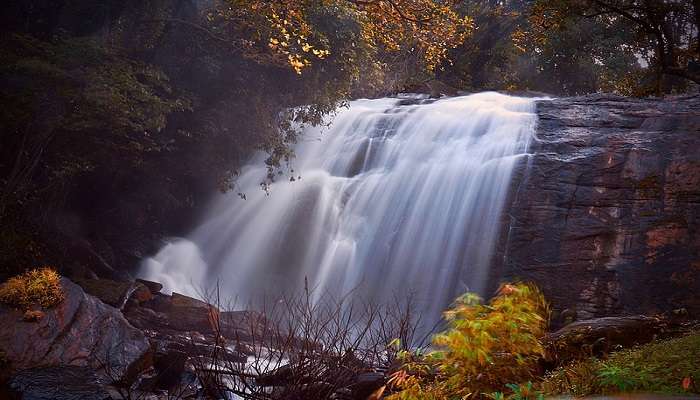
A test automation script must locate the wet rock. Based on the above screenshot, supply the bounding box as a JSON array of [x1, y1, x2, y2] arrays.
[[497, 94, 700, 325], [136, 279, 163, 294], [74, 278, 133, 308], [9, 366, 111, 400], [124, 305, 171, 332], [0, 278, 150, 382], [130, 283, 153, 304], [141, 292, 173, 313]]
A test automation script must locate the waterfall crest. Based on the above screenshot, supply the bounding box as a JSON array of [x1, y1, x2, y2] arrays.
[[141, 92, 538, 325]]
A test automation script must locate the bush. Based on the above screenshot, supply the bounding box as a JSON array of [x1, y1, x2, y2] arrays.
[[387, 282, 549, 399], [0, 267, 64, 310]]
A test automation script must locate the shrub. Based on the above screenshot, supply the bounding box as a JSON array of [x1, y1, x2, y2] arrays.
[[0, 267, 64, 310], [387, 282, 549, 399]]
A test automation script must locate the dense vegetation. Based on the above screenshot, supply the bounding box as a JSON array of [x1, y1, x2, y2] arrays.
[[1, 0, 698, 281]]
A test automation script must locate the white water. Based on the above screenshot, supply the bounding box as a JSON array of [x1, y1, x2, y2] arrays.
[[141, 92, 538, 327]]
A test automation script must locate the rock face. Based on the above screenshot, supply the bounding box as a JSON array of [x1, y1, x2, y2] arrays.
[[498, 94, 700, 326], [0, 278, 150, 381]]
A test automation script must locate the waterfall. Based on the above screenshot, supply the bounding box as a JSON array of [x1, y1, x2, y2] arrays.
[[141, 92, 538, 328]]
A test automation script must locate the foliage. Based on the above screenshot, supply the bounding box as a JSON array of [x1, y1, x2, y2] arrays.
[[528, 0, 700, 94], [440, 0, 531, 91], [1, 1, 443, 278], [0, 33, 191, 221], [506, 381, 544, 400], [541, 333, 700, 396], [387, 283, 549, 400], [442, 0, 650, 95], [438, 0, 699, 95], [0, 267, 64, 310], [216, 0, 472, 74]]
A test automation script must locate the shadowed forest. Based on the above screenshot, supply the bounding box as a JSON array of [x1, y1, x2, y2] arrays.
[[2, 1, 698, 281]]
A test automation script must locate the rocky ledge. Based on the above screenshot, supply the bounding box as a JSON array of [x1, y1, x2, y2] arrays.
[[498, 93, 700, 327], [0, 277, 260, 399], [0, 276, 386, 399]]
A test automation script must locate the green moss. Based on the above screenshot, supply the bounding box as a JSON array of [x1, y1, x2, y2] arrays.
[[541, 333, 700, 396]]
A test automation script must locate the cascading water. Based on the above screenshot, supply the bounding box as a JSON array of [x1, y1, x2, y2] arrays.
[[141, 92, 538, 328]]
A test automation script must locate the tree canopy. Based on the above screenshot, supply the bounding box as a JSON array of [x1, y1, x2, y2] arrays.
[[529, 0, 699, 94], [212, 0, 472, 73], [0, 0, 697, 278]]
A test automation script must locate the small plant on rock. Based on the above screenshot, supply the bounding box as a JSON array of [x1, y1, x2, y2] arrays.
[[597, 364, 643, 392], [0, 267, 64, 310]]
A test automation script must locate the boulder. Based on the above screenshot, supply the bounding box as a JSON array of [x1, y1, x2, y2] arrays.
[[124, 305, 171, 332], [171, 292, 209, 309], [127, 292, 221, 335], [0, 278, 150, 382], [544, 315, 672, 365], [135, 279, 163, 294], [168, 293, 219, 334], [74, 278, 152, 309], [74, 278, 133, 308], [130, 283, 153, 304], [141, 292, 173, 313]]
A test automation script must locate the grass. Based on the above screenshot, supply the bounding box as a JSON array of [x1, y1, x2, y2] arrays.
[[540, 332, 700, 396], [0, 267, 64, 310]]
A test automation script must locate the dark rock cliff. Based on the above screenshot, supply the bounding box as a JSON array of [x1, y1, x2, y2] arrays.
[[500, 94, 700, 325]]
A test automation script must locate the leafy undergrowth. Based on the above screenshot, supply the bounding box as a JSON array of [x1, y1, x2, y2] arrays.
[[541, 333, 700, 396], [0, 267, 64, 310], [386, 283, 549, 400]]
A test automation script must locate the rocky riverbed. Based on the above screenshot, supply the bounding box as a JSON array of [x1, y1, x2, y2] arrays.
[[0, 275, 697, 399]]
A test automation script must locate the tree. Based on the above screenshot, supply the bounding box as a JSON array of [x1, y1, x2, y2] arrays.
[[0, 33, 189, 221], [530, 0, 700, 94], [214, 0, 472, 74]]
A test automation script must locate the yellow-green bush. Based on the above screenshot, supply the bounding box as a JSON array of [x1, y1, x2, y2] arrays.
[[0, 267, 64, 310], [387, 283, 549, 400]]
